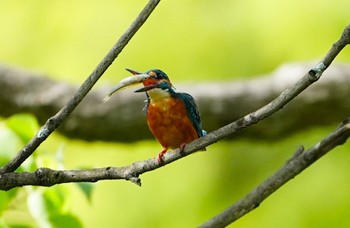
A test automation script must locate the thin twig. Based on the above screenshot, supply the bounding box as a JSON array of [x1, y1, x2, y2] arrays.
[[199, 119, 350, 228], [0, 0, 161, 174]]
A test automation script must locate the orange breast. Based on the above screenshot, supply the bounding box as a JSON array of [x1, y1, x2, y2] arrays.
[[146, 97, 198, 149]]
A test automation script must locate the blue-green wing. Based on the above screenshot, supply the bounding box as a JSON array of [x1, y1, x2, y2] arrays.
[[178, 93, 205, 137]]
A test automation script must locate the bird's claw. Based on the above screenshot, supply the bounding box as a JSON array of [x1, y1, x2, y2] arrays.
[[157, 144, 187, 164], [179, 143, 186, 156], [157, 148, 168, 165]]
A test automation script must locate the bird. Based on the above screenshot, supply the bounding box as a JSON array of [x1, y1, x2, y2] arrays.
[[104, 69, 206, 163]]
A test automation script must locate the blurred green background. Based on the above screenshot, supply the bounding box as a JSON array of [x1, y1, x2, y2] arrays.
[[0, 0, 350, 227]]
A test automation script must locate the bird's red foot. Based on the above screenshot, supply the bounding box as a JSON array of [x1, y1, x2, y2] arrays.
[[157, 148, 168, 164], [179, 143, 186, 156]]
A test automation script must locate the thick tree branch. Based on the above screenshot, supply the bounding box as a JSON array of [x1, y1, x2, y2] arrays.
[[0, 119, 349, 191], [0, 24, 349, 191], [1, 63, 350, 141], [199, 119, 350, 228], [0, 0, 161, 174]]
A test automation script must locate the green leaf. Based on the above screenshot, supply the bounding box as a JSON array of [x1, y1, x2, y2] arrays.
[[27, 189, 52, 228], [42, 187, 67, 215], [6, 114, 39, 144], [28, 186, 83, 228], [50, 214, 83, 228], [0, 189, 19, 215], [0, 123, 20, 166], [75, 183, 94, 202]]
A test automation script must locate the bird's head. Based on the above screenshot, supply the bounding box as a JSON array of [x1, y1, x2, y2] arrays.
[[103, 68, 173, 102], [132, 69, 172, 93]]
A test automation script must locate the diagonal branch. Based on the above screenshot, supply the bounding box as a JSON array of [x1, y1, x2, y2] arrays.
[[199, 118, 350, 228], [0, 0, 161, 175], [0, 119, 349, 191], [0, 24, 349, 191]]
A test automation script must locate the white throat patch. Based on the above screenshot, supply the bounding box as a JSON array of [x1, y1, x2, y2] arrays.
[[148, 88, 171, 101]]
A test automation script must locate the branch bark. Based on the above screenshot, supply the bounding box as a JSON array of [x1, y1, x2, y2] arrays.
[[0, 24, 349, 192], [1, 62, 350, 141], [0, 0, 161, 174], [199, 119, 350, 228], [1, 119, 349, 192]]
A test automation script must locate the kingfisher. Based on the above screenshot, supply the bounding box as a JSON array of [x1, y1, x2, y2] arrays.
[[104, 69, 206, 163]]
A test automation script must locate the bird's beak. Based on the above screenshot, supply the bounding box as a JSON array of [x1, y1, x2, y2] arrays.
[[125, 68, 142, 75], [103, 69, 149, 103], [134, 84, 159, 93]]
